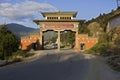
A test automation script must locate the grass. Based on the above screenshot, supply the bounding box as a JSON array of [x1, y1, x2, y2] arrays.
[[88, 42, 120, 72], [0, 50, 35, 66]]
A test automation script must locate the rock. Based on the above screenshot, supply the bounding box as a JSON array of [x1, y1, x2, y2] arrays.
[[0, 60, 7, 66]]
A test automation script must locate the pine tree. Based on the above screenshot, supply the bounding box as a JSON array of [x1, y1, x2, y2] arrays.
[[0, 25, 20, 60]]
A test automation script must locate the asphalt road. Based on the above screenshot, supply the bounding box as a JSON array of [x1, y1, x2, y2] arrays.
[[0, 49, 119, 80]]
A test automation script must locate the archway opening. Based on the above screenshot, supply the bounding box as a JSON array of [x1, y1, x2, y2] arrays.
[[60, 30, 75, 49], [32, 42, 37, 50], [43, 30, 58, 50], [80, 43, 85, 51]]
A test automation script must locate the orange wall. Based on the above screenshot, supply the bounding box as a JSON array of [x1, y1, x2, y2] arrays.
[[21, 35, 40, 50], [21, 34, 98, 51], [76, 34, 98, 51]]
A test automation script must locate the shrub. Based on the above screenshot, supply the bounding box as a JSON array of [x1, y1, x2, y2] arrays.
[[7, 50, 29, 63], [89, 42, 113, 56], [12, 50, 26, 56]]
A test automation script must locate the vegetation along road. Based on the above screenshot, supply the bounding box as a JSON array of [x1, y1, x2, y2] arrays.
[[0, 49, 120, 80]]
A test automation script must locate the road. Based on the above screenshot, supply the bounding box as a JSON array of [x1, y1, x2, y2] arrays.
[[0, 49, 120, 80]]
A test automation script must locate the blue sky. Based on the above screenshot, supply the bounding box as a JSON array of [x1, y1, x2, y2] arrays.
[[0, 0, 117, 28]]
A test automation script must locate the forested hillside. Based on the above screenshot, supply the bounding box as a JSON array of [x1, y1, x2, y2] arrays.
[[79, 8, 120, 35], [79, 8, 120, 55], [78, 8, 120, 54]]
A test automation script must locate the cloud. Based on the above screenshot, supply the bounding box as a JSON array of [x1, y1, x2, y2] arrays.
[[0, 1, 57, 20]]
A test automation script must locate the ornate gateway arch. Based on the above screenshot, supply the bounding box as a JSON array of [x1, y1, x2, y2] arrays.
[[34, 11, 83, 51], [21, 11, 98, 51]]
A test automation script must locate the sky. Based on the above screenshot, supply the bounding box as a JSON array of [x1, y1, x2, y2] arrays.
[[0, 0, 118, 28]]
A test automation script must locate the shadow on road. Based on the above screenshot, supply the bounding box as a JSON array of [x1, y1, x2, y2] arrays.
[[0, 50, 119, 80]]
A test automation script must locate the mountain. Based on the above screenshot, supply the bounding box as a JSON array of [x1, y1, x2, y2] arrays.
[[6, 23, 57, 40], [4, 23, 38, 39], [7, 23, 37, 33], [44, 31, 57, 40]]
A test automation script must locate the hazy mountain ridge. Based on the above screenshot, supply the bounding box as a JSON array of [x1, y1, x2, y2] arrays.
[[5, 23, 57, 40], [7, 23, 37, 33]]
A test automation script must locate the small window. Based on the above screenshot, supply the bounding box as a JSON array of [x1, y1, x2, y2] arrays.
[[60, 17, 71, 20]]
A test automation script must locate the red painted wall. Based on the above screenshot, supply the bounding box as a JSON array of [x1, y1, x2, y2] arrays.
[[21, 35, 40, 50], [21, 34, 98, 51], [76, 34, 98, 51]]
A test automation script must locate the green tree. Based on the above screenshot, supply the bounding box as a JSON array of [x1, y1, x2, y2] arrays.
[[0, 25, 20, 60], [79, 24, 90, 34], [51, 36, 57, 43], [61, 31, 75, 47], [87, 22, 103, 37], [61, 31, 75, 48]]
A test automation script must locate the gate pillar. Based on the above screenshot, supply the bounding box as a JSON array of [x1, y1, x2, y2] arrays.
[[75, 30, 79, 51], [40, 29, 44, 49], [58, 31, 61, 51]]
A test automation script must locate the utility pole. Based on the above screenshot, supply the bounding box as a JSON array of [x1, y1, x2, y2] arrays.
[[116, 0, 120, 8]]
